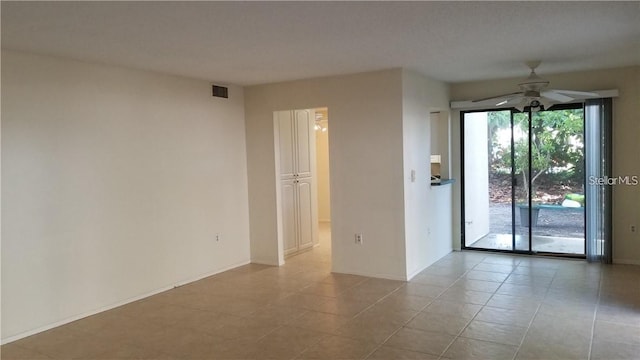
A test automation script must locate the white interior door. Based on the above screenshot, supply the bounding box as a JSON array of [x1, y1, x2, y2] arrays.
[[296, 177, 315, 251], [295, 110, 315, 178], [275, 108, 319, 257], [281, 179, 298, 255], [276, 111, 296, 180]]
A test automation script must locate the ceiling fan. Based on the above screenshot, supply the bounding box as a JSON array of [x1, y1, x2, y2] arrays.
[[473, 61, 599, 111]]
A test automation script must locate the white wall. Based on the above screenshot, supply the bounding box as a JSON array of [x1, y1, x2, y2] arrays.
[[1, 51, 251, 342], [245, 69, 408, 279], [430, 112, 451, 179], [450, 66, 640, 263], [462, 112, 490, 245], [401, 70, 452, 279], [431, 184, 454, 260]]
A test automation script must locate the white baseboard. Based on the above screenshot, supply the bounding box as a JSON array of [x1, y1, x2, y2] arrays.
[[1, 259, 250, 345], [331, 266, 407, 281], [613, 258, 640, 266], [405, 250, 454, 281], [251, 257, 283, 266]]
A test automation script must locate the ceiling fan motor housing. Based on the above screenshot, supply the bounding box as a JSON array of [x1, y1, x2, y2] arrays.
[[524, 90, 540, 98], [519, 71, 550, 92]]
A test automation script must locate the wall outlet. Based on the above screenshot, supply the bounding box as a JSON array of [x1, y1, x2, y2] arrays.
[[631, 225, 636, 233], [216, 233, 220, 242], [355, 233, 363, 244]]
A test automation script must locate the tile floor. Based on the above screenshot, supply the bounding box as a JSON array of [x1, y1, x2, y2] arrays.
[[2, 226, 640, 359]]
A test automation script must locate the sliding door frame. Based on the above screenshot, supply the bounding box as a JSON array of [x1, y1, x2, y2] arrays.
[[460, 107, 529, 254], [461, 103, 588, 258]]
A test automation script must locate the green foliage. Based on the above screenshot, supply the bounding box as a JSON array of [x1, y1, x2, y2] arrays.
[[487, 110, 512, 174], [487, 110, 510, 168], [487, 108, 584, 202]]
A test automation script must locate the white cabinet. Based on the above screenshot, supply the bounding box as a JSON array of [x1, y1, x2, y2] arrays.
[[276, 109, 318, 256]]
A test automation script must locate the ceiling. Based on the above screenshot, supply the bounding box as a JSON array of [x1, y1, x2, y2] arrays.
[[2, 1, 639, 86]]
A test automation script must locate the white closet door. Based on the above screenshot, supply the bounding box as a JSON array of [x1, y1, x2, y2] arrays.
[[296, 177, 314, 250], [276, 108, 319, 257], [281, 179, 298, 256], [295, 110, 315, 178], [276, 111, 296, 180]]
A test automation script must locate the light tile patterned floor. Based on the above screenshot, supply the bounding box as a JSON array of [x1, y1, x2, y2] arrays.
[[2, 226, 640, 359]]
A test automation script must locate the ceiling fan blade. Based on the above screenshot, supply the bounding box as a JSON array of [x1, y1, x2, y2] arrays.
[[472, 92, 523, 103], [550, 89, 599, 98], [541, 91, 573, 103], [497, 96, 525, 107], [514, 99, 528, 112], [539, 98, 554, 111]]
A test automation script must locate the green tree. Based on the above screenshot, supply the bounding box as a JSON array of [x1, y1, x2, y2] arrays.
[[487, 110, 510, 171], [488, 108, 584, 203]]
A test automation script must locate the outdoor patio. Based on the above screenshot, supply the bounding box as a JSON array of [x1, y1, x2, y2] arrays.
[[468, 203, 585, 254]]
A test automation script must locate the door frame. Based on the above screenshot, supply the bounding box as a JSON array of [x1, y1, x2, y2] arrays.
[[273, 107, 331, 263], [460, 104, 587, 257]]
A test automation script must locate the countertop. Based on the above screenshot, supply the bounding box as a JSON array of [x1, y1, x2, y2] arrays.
[[431, 178, 455, 186]]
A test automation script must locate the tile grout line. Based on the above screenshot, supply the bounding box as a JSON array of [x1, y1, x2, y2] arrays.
[[357, 279, 434, 359], [587, 267, 604, 360], [451, 259, 559, 360], [441, 260, 531, 360], [293, 276, 413, 360], [509, 263, 560, 360], [435, 263, 494, 359], [364, 263, 480, 359], [246, 268, 357, 359], [434, 254, 524, 358], [510, 298, 543, 360]]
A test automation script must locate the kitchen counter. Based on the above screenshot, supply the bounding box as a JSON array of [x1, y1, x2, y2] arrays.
[[431, 178, 455, 186]]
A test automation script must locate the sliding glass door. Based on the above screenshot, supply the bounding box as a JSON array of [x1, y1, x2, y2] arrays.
[[462, 105, 588, 256]]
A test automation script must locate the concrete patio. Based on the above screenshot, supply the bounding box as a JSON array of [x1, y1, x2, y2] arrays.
[[467, 203, 585, 254]]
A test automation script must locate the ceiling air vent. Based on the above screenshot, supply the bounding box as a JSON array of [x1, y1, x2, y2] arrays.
[[212, 85, 228, 98]]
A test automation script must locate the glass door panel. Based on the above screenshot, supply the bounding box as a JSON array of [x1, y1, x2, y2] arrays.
[[513, 111, 531, 251], [463, 110, 514, 251], [529, 109, 585, 255]]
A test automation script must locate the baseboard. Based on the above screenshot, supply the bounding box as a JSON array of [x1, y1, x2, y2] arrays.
[[1, 259, 250, 345], [613, 258, 640, 266], [251, 257, 283, 266], [331, 266, 407, 281], [405, 250, 454, 281]]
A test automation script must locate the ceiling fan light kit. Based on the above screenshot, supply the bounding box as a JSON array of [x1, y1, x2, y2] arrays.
[[472, 61, 599, 111]]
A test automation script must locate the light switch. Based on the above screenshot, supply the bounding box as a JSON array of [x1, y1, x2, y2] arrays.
[[411, 169, 416, 182]]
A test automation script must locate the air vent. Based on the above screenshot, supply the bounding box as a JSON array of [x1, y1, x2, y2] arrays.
[[212, 85, 228, 98]]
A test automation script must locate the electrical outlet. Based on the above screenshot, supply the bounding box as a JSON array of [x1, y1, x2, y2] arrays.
[[631, 225, 636, 233], [216, 233, 220, 242], [355, 233, 363, 244]]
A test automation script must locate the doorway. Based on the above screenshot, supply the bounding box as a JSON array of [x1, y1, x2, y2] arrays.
[[274, 107, 331, 260], [462, 105, 587, 256], [314, 108, 332, 257]]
